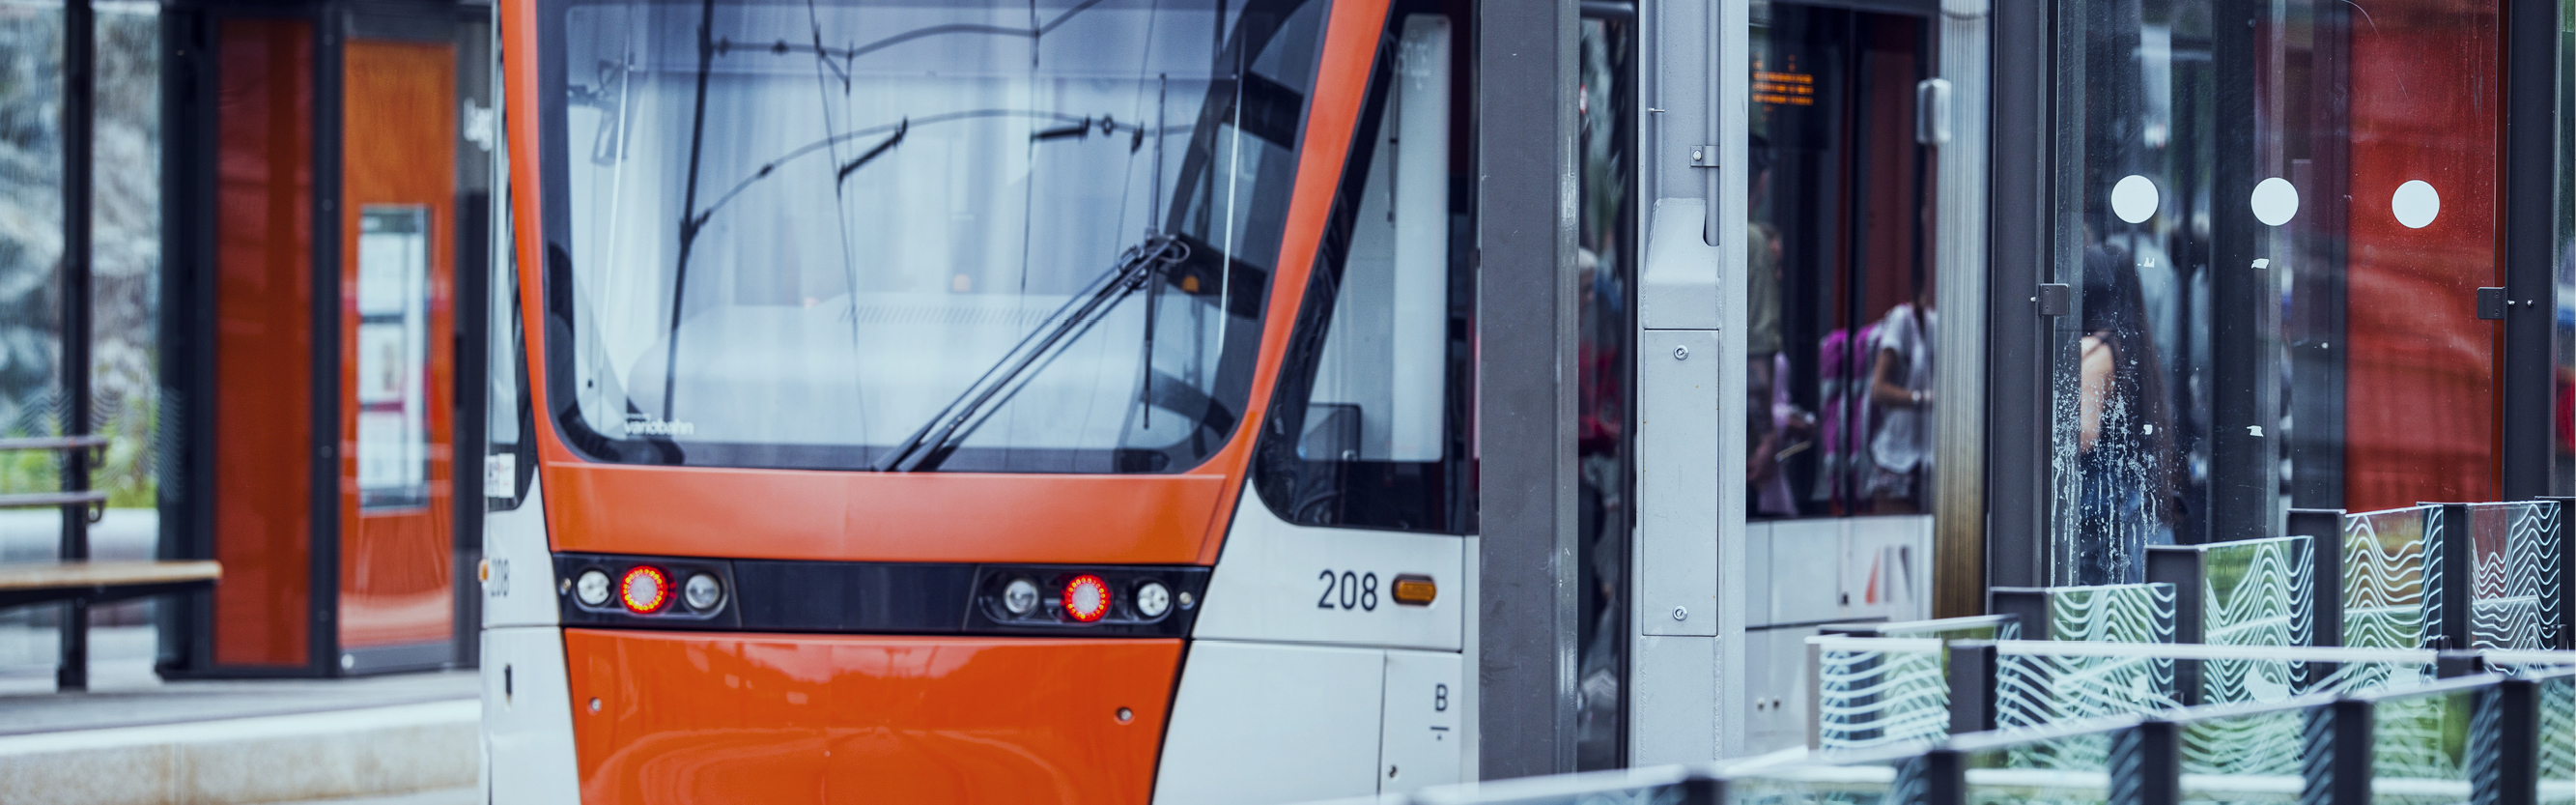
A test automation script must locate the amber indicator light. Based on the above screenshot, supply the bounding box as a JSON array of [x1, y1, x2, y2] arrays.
[[1391, 574, 1436, 606]]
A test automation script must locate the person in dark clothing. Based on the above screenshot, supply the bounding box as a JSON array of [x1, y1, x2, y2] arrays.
[[2074, 241, 2179, 585]]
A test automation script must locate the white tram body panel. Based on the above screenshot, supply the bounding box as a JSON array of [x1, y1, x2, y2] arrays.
[[1156, 487, 1472, 803]]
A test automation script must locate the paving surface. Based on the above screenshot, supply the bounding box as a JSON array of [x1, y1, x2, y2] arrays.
[[0, 509, 487, 804], [0, 669, 478, 735]]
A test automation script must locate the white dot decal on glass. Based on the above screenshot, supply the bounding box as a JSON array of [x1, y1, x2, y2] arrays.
[[2110, 175, 2160, 224], [2392, 180, 2440, 229], [2250, 177, 2299, 226]]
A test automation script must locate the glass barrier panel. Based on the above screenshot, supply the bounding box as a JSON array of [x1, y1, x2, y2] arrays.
[[2542, 674, 2575, 805], [1996, 652, 2179, 729], [2464, 502, 2564, 649], [2037, 584, 2178, 643], [1962, 733, 2116, 805], [1725, 761, 1903, 805], [1814, 638, 1951, 751], [2191, 536, 2314, 704], [2344, 506, 2432, 650], [2177, 705, 2310, 799], [2365, 687, 2476, 805]]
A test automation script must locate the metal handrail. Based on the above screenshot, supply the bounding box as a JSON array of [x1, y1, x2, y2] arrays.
[[0, 435, 109, 451], [0, 490, 108, 509], [0, 435, 113, 521]]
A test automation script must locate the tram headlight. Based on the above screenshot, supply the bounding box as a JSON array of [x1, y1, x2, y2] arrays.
[[1003, 578, 1041, 616], [1135, 581, 1172, 618], [574, 569, 611, 607], [682, 572, 723, 611]]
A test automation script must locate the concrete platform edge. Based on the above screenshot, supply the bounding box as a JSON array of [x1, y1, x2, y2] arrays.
[[0, 699, 479, 805]]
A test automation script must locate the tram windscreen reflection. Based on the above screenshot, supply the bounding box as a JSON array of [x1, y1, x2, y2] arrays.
[[542, 0, 1327, 473]]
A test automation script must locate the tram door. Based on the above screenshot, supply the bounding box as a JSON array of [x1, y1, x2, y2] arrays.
[[1738, 0, 1937, 754], [190, 5, 474, 676]]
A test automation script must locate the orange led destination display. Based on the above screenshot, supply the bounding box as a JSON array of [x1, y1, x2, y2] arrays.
[[1754, 69, 1815, 106]]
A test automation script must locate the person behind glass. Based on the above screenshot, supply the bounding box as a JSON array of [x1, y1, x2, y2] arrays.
[[1863, 267, 1933, 513], [1746, 137, 1799, 512], [2074, 241, 2178, 585]]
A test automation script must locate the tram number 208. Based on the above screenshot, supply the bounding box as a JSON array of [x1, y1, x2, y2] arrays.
[[1316, 569, 1379, 611]]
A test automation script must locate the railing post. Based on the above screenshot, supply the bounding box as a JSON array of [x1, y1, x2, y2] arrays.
[[2428, 503, 2473, 649], [2145, 548, 2204, 706], [2288, 508, 2347, 648], [1892, 747, 1963, 805], [2470, 676, 2538, 805], [2108, 719, 2179, 805], [2539, 497, 2575, 650], [2300, 698, 2371, 805], [1946, 639, 1996, 734]]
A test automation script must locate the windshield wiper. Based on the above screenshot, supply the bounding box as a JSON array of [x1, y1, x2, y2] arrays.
[[875, 234, 1193, 473]]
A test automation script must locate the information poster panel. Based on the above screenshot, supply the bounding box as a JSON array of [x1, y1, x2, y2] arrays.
[[356, 206, 429, 511]]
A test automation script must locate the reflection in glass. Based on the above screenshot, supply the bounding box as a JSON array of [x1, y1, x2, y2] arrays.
[[1574, 13, 1632, 770], [546, 0, 1325, 473], [2054, 0, 2502, 584], [1746, 1, 1935, 520]]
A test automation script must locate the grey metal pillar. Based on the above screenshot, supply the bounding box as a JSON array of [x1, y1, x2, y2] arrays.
[[1628, 0, 1741, 763], [1477, 0, 1583, 780]]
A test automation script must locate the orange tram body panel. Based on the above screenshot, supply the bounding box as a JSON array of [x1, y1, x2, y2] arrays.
[[565, 631, 1182, 804], [487, 0, 1453, 795]]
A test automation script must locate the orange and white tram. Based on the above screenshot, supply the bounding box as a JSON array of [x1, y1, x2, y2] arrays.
[[475, 0, 1491, 798]]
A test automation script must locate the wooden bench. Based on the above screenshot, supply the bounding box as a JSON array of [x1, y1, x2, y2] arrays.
[[0, 560, 222, 609], [0, 435, 219, 690]]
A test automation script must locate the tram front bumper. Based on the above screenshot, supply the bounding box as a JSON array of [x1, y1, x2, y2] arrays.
[[560, 629, 1181, 804]]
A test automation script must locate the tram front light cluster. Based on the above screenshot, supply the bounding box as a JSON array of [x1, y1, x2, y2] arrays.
[[559, 557, 733, 621], [977, 567, 1199, 629]]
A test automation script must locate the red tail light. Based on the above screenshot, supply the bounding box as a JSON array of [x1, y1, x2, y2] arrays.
[[620, 565, 671, 614], [1063, 574, 1112, 622]]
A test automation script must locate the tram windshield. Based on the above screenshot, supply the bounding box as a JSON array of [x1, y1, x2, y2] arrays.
[[540, 0, 1327, 472]]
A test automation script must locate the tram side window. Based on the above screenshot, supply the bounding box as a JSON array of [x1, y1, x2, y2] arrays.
[[1254, 12, 1471, 533], [1746, 2, 1936, 520]]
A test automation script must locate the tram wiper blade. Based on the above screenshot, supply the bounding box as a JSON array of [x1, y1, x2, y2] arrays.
[[1032, 118, 1092, 141], [836, 119, 906, 185], [876, 235, 1192, 473]]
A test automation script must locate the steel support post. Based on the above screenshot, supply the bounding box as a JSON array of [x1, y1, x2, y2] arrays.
[[1985, 0, 2052, 591], [2501, 0, 2557, 501], [1477, 0, 1582, 778], [57, 0, 96, 694]]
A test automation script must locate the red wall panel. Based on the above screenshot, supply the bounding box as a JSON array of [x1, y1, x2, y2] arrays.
[[212, 17, 315, 669], [2343, 0, 2501, 511]]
